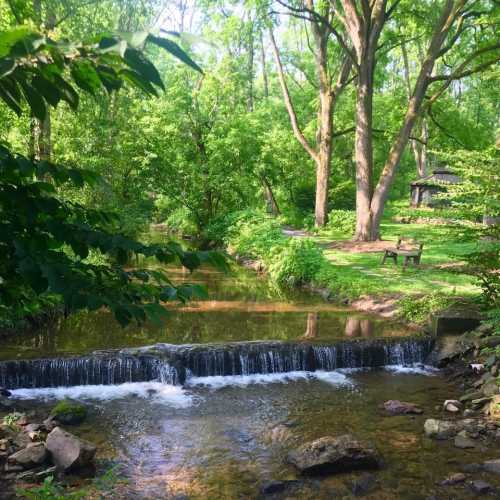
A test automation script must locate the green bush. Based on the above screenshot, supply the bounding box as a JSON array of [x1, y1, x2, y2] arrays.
[[267, 238, 324, 288], [226, 211, 284, 260], [325, 209, 356, 235], [397, 293, 456, 323]]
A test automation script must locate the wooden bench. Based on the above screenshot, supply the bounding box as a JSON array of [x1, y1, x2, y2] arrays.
[[381, 237, 423, 267]]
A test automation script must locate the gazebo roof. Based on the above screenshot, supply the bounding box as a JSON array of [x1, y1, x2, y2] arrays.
[[411, 168, 460, 187]]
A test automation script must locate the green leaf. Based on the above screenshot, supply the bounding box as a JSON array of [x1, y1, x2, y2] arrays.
[[146, 35, 203, 73], [31, 74, 61, 106], [0, 79, 22, 115], [120, 69, 158, 96], [53, 75, 79, 109], [124, 48, 164, 90], [19, 79, 47, 121], [0, 58, 16, 78], [70, 60, 102, 95], [96, 65, 122, 92]]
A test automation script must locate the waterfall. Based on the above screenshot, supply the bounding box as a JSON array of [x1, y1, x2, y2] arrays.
[[0, 338, 434, 389]]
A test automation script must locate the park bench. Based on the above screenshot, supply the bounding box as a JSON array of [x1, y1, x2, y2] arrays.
[[381, 237, 423, 267]]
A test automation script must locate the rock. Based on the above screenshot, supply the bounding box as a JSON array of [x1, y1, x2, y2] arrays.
[[260, 480, 299, 495], [483, 381, 499, 397], [469, 479, 492, 494], [15, 465, 57, 483], [43, 417, 58, 432], [463, 409, 476, 417], [45, 427, 96, 471], [481, 337, 500, 349], [470, 363, 485, 374], [50, 400, 87, 425], [483, 459, 500, 475], [424, 419, 458, 440], [440, 472, 467, 486], [443, 400, 462, 413], [8, 443, 47, 469], [349, 473, 378, 496], [382, 400, 423, 415], [471, 396, 492, 410], [454, 434, 476, 449], [460, 391, 483, 402], [0, 387, 11, 397], [287, 435, 380, 475], [461, 463, 482, 473], [24, 423, 42, 433], [491, 364, 499, 377]]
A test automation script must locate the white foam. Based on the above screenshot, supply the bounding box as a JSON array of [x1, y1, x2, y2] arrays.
[[384, 364, 439, 375], [185, 370, 353, 389], [10, 382, 193, 407]]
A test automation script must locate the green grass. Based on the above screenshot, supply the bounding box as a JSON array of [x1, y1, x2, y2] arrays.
[[311, 219, 479, 299]]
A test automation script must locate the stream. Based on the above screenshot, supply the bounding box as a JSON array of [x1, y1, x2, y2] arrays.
[[1, 265, 498, 498]]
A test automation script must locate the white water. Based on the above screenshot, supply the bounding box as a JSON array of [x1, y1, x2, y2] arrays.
[[185, 370, 354, 389], [10, 382, 193, 407]]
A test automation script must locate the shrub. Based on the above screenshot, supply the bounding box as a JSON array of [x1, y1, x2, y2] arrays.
[[325, 209, 356, 235], [267, 238, 324, 288], [226, 211, 284, 260], [397, 293, 456, 323]]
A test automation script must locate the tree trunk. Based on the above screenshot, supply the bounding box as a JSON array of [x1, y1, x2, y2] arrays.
[[29, 112, 51, 161], [260, 29, 269, 99], [261, 176, 280, 216], [247, 20, 254, 112], [353, 65, 375, 240]]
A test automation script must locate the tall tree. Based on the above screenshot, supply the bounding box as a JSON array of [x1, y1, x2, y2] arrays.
[[324, 0, 499, 240], [269, 1, 352, 227]]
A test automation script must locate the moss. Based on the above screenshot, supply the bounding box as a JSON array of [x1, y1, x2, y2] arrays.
[[51, 400, 87, 424]]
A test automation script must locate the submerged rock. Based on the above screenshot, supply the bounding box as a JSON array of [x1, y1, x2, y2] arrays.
[[382, 400, 423, 415], [483, 459, 500, 475], [260, 480, 300, 495], [45, 427, 96, 471], [50, 400, 87, 425], [348, 473, 378, 496], [440, 472, 467, 486], [424, 419, 458, 439], [468, 479, 493, 494], [287, 435, 380, 475], [453, 434, 476, 449], [8, 443, 47, 469]]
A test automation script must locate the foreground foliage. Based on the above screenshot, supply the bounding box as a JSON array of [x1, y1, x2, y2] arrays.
[[0, 25, 224, 327]]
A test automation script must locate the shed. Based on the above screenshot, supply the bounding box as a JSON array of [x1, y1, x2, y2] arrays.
[[410, 168, 460, 207]]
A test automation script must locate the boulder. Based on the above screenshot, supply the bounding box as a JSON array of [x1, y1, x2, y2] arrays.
[[454, 434, 475, 449], [443, 400, 462, 413], [483, 381, 499, 397], [50, 400, 87, 425], [483, 459, 500, 475], [424, 419, 458, 440], [440, 472, 467, 486], [0, 387, 11, 397], [45, 427, 96, 471], [382, 400, 423, 415], [7, 443, 47, 469], [469, 480, 493, 494], [287, 435, 380, 475]]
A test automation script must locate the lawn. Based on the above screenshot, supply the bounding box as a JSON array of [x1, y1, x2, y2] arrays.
[[311, 219, 479, 299]]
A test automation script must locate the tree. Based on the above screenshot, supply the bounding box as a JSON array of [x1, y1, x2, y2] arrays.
[[320, 0, 499, 240], [0, 24, 225, 327], [268, 1, 352, 226]]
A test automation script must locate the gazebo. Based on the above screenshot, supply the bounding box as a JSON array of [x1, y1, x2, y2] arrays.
[[410, 168, 460, 208]]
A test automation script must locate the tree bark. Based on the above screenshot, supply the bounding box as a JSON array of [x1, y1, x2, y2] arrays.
[[261, 175, 280, 216], [260, 29, 269, 99], [269, 13, 351, 227]]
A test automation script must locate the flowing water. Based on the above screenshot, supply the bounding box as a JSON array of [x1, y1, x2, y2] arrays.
[[1, 266, 499, 499]]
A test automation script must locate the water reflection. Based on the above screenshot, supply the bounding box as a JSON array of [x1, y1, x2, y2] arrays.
[[303, 312, 319, 339], [0, 267, 408, 360], [344, 318, 374, 337]]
